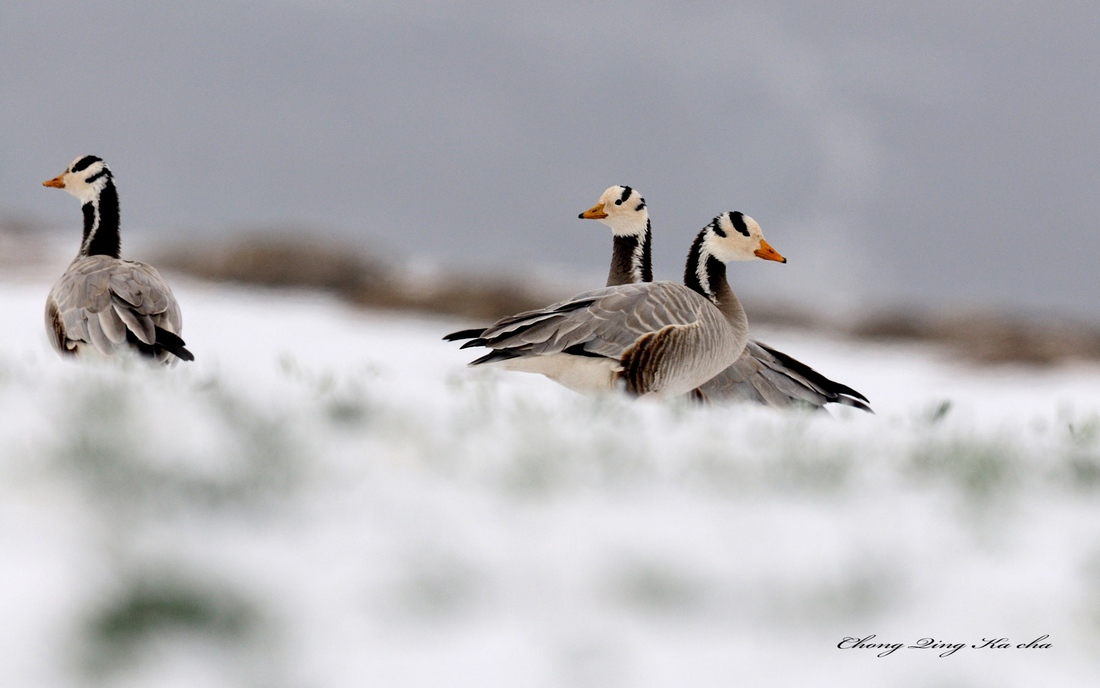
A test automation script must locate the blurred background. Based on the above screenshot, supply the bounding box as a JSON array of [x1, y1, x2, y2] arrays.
[[3, 0, 1099, 320], [3, 2, 1100, 686]]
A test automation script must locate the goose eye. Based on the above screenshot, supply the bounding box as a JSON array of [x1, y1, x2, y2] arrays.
[[614, 199, 622, 206]]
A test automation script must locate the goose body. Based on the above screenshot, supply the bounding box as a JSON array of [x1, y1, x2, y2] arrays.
[[42, 156, 193, 364], [447, 206, 782, 397], [458, 280, 748, 396], [577, 185, 869, 411]]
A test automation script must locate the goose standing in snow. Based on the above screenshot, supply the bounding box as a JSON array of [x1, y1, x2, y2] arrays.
[[42, 155, 193, 364], [578, 185, 870, 411], [445, 209, 785, 397]]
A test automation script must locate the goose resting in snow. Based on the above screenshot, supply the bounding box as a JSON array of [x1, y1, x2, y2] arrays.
[[42, 155, 193, 364], [445, 209, 785, 397], [578, 185, 870, 411]]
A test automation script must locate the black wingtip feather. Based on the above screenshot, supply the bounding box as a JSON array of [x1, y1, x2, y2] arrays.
[[469, 349, 519, 366], [758, 342, 871, 409], [154, 326, 195, 362], [561, 343, 610, 359], [835, 396, 874, 413], [444, 327, 486, 342]]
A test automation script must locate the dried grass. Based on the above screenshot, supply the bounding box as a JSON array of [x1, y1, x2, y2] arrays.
[[158, 236, 1100, 366], [159, 236, 568, 321]]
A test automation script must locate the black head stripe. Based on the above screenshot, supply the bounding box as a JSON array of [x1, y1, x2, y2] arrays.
[[615, 186, 633, 205], [729, 211, 750, 237], [710, 216, 726, 238], [72, 155, 103, 173], [635, 199, 646, 212], [85, 168, 110, 184]]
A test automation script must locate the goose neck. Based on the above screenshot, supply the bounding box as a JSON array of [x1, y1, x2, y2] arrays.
[[683, 231, 748, 328], [79, 179, 121, 259], [606, 219, 653, 286]]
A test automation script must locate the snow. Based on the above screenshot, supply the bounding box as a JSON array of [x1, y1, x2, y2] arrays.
[[1, 275, 1099, 687]]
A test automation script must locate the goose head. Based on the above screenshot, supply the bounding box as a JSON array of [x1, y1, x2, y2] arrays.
[[578, 185, 649, 237], [43, 155, 112, 204], [703, 211, 786, 264]]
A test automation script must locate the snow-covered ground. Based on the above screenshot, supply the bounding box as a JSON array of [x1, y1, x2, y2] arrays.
[[1, 275, 1099, 687]]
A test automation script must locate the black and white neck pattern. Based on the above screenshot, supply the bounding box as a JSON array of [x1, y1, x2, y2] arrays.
[[607, 219, 653, 286], [683, 221, 727, 303], [79, 170, 121, 259]]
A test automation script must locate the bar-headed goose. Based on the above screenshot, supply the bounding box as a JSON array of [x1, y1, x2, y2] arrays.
[[579, 186, 870, 412], [578, 184, 652, 286], [42, 155, 193, 364], [445, 211, 785, 397]]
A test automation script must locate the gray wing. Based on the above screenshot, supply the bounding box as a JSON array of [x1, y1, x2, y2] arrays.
[[467, 281, 719, 358], [463, 281, 740, 394], [698, 340, 871, 412], [45, 256, 189, 364]]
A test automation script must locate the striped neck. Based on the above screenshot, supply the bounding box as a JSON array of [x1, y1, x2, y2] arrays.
[[683, 230, 747, 327], [79, 178, 121, 258], [606, 219, 653, 286]]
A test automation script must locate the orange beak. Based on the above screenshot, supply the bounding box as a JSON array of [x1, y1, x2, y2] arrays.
[[578, 203, 607, 220], [43, 173, 66, 189], [754, 239, 787, 263]]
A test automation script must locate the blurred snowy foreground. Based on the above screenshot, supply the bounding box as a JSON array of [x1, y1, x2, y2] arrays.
[[1, 276, 1099, 688]]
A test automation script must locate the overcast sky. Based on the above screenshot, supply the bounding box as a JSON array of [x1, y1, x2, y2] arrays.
[[2, 1, 1098, 320]]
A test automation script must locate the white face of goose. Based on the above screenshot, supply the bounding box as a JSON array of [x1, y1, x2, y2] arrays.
[[42, 155, 111, 204], [704, 211, 787, 263], [578, 185, 649, 237]]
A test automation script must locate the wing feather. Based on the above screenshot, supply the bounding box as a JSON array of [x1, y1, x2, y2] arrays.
[[45, 256, 190, 362], [110, 297, 155, 344], [84, 310, 114, 356], [98, 305, 128, 344], [698, 341, 871, 411]]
